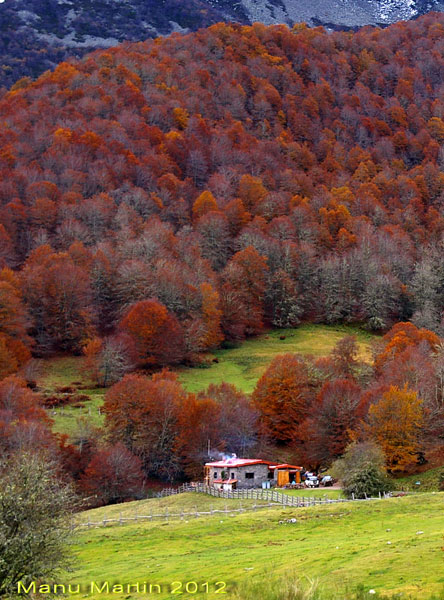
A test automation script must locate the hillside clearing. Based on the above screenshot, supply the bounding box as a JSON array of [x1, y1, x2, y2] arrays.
[[69, 492, 444, 599], [178, 324, 376, 393], [38, 325, 376, 436], [35, 356, 105, 436]]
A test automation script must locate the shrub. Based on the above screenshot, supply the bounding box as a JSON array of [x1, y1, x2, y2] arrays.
[[332, 441, 392, 499], [342, 464, 392, 499]]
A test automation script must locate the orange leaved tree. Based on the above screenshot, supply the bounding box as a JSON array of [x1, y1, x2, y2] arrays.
[[367, 385, 424, 472], [252, 354, 311, 444], [119, 299, 185, 366], [103, 372, 185, 480], [374, 322, 439, 373]]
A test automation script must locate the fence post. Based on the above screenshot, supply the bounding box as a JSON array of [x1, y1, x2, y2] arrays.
[[119, 511, 123, 526], [165, 508, 169, 522]]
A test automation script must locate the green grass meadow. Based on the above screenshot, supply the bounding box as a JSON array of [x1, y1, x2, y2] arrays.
[[36, 355, 105, 436], [38, 325, 376, 437], [280, 488, 343, 500], [67, 492, 444, 600], [178, 324, 376, 394], [76, 492, 273, 525]]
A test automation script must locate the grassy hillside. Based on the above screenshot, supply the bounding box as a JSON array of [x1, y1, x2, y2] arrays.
[[76, 492, 273, 524], [36, 356, 105, 437], [178, 324, 376, 394], [68, 492, 444, 599], [38, 325, 376, 437], [396, 467, 444, 492]]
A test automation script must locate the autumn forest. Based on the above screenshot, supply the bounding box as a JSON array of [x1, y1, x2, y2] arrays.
[[2, 13, 444, 502]]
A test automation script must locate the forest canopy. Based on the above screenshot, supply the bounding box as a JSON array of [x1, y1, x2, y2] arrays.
[[1, 15, 444, 364]]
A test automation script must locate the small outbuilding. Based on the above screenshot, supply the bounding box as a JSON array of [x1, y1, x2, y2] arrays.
[[269, 463, 303, 487]]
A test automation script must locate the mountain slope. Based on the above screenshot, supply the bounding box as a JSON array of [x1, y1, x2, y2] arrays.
[[3, 13, 444, 351], [2, 0, 444, 88]]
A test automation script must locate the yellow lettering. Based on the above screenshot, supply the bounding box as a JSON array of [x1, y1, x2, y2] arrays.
[[17, 582, 36, 594], [90, 582, 109, 593]]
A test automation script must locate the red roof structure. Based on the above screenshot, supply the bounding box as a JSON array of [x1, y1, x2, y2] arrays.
[[269, 463, 303, 470]]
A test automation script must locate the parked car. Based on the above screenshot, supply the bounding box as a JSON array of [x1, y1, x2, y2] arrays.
[[320, 475, 334, 487], [304, 475, 319, 488]]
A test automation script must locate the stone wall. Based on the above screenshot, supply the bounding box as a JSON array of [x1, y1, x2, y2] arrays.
[[209, 463, 275, 489]]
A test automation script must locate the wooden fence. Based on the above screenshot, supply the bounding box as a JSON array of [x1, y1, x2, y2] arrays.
[[74, 483, 392, 531], [157, 482, 391, 506], [75, 500, 281, 530]]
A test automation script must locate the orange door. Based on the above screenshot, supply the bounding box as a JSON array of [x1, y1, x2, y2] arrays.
[[277, 470, 289, 487]]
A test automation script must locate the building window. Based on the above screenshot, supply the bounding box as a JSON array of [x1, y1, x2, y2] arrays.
[[245, 472, 255, 479], [231, 473, 235, 479], [267, 471, 274, 479], [213, 472, 218, 478]]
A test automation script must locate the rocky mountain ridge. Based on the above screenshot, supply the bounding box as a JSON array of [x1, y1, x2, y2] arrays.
[[1, 0, 444, 88]]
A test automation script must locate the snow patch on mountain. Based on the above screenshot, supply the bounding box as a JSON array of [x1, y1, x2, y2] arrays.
[[236, 0, 442, 27], [376, 0, 417, 22]]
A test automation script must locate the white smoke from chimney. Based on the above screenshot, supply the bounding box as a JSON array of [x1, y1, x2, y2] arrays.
[[209, 450, 237, 462]]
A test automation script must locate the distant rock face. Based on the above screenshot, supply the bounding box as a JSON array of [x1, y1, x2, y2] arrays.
[[1, 0, 444, 88], [248, 0, 444, 27], [221, 0, 444, 28]]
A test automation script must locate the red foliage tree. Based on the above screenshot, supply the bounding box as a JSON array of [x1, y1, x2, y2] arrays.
[[221, 246, 268, 338], [252, 354, 312, 444], [374, 322, 440, 372], [301, 378, 362, 468], [119, 299, 185, 366], [103, 372, 185, 480], [80, 443, 144, 506], [0, 375, 54, 454]]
